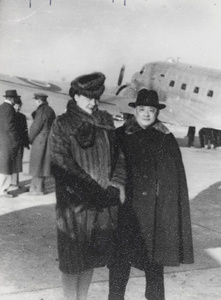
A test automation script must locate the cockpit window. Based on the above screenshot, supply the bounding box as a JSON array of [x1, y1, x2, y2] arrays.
[[181, 83, 187, 90], [169, 80, 175, 87], [207, 90, 213, 97], [194, 87, 199, 93]]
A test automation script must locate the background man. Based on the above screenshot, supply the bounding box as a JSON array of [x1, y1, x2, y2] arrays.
[[29, 93, 56, 195], [11, 97, 30, 187], [0, 90, 21, 198], [187, 126, 195, 148]]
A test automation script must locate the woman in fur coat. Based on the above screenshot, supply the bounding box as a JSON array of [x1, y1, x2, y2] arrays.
[[50, 72, 124, 300]]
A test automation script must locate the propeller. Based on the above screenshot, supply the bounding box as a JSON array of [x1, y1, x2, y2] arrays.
[[117, 65, 125, 86]]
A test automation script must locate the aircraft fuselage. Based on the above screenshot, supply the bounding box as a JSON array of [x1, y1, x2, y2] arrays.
[[121, 61, 221, 129]]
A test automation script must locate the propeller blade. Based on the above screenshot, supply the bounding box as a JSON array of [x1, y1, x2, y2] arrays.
[[117, 65, 125, 86]]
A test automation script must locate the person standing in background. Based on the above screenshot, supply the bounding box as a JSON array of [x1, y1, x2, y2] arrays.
[[187, 126, 195, 148], [0, 90, 21, 198], [198, 128, 206, 148], [28, 93, 56, 195], [11, 97, 30, 187]]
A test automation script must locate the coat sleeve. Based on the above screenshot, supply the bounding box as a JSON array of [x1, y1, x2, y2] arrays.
[[50, 117, 119, 208], [110, 126, 126, 186], [29, 109, 44, 144], [167, 134, 194, 263], [6, 106, 21, 146], [19, 113, 30, 148]]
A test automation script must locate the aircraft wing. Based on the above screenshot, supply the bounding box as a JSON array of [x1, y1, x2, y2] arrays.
[[0, 73, 127, 119], [0, 73, 70, 118]]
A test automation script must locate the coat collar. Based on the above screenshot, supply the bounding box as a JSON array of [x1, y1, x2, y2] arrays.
[[66, 100, 114, 148], [37, 102, 48, 110], [66, 99, 114, 131], [3, 99, 13, 106], [124, 116, 170, 135]]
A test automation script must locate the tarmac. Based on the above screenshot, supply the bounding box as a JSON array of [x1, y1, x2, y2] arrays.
[[0, 145, 221, 300]]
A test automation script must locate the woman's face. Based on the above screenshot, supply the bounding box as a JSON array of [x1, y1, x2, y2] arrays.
[[14, 104, 21, 113], [75, 95, 98, 114]]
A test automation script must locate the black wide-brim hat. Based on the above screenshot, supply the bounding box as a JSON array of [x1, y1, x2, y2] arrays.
[[129, 89, 166, 110], [3, 90, 20, 99], [69, 72, 106, 99]]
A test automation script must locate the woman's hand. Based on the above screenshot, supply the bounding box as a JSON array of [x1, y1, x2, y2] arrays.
[[109, 182, 125, 204]]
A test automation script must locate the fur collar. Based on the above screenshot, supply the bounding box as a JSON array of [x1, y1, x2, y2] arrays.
[[66, 100, 114, 148], [124, 116, 170, 135]]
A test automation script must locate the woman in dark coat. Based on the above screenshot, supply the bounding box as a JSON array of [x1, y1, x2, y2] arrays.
[[50, 72, 123, 300], [109, 89, 194, 300]]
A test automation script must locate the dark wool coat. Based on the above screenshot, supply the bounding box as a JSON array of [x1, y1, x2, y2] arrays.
[[50, 100, 121, 274], [13, 112, 29, 173], [29, 102, 56, 177], [114, 118, 194, 268], [0, 102, 21, 174]]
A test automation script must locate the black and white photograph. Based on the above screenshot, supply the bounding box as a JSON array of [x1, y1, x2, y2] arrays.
[[0, 1, 220, 299]]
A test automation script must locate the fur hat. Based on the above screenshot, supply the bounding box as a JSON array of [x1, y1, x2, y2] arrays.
[[129, 89, 166, 110], [69, 72, 106, 99]]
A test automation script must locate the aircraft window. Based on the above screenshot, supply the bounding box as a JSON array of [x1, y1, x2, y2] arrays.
[[169, 80, 175, 87], [194, 87, 199, 93], [207, 90, 213, 97], [181, 83, 187, 90]]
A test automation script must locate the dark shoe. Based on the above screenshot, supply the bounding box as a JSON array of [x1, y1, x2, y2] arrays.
[[0, 192, 13, 198], [10, 184, 23, 189]]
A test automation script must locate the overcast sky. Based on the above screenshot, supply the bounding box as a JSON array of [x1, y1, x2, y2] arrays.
[[0, 0, 221, 86]]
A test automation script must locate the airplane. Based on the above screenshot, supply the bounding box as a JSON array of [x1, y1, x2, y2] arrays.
[[116, 59, 221, 130], [1, 59, 221, 130], [0, 69, 126, 121]]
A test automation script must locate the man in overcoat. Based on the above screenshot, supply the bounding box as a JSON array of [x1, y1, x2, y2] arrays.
[[0, 90, 21, 198], [11, 97, 30, 187], [109, 89, 194, 300], [29, 93, 56, 195]]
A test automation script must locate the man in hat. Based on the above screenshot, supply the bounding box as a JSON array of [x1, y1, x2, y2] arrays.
[[108, 89, 194, 300], [11, 97, 30, 187], [0, 90, 21, 197], [28, 93, 56, 195]]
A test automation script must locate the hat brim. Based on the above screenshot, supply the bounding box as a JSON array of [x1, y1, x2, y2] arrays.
[[128, 102, 166, 110], [3, 95, 21, 98], [33, 97, 48, 100]]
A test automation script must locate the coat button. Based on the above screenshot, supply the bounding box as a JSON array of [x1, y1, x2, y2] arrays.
[[142, 191, 147, 196]]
